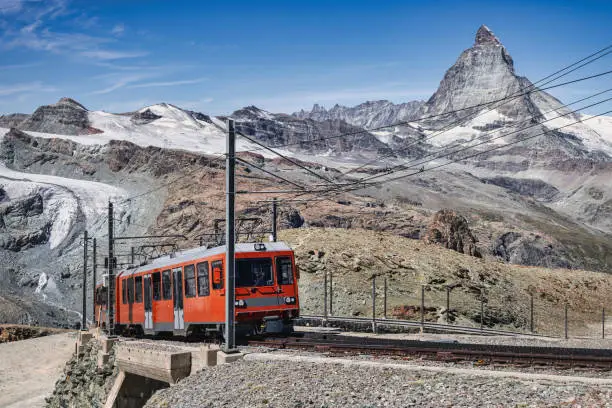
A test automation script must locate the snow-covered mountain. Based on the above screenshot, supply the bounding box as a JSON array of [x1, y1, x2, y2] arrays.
[[294, 100, 424, 129], [1, 24, 611, 327]]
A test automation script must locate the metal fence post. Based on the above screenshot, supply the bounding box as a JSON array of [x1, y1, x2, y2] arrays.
[[530, 293, 534, 333], [420, 285, 425, 332], [603, 307, 606, 339], [480, 296, 484, 332], [383, 277, 387, 319], [323, 272, 328, 320], [329, 271, 333, 317], [372, 276, 377, 334], [446, 286, 451, 324], [564, 304, 568, 340]]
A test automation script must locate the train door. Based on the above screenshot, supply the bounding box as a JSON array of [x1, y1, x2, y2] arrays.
[[172, 267, 184, 330], [128, 277, 134, 323], [144, 274, 153, 331]]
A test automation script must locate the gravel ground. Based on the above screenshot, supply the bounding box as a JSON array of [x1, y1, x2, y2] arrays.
[[144, 357, 612, 408]]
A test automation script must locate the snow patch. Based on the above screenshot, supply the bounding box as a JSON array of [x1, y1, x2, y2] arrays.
[[35, 272, 48, 295]]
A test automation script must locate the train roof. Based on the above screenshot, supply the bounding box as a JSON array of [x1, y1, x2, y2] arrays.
[[118, 241, 293, 278]]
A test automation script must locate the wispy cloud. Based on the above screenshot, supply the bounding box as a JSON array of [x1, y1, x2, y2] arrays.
[[91, 72, 157, 94], [111, 23, 124, 36], [0, 0, 147, 63], [128, 77, 207, 89], [80, 50, 148, 60], [0, 81, 57, 96]]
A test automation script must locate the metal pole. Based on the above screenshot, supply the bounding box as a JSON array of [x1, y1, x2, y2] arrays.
[[446, 286, 450, 324], [564, 304, 568, 339], [82, 230, 88, 330], [329, 270, 333, 317], [420, 285, 425, 332], [603, 307, 606, 339], [92, 238, 96, 325], [480, 297, 484, 331], [106, 201, 114, 334], [383, 277, 387, 319], [271, 197, 277, 242], [224, 119, 236, 353], [131, 246, 135, 265], [530, 293, 534, 333], [323, 272, 328, 319], [372, 276, 377, 334]]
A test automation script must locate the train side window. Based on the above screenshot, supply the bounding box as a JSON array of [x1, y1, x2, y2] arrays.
[[211, 260, 223, 290], [197, 262, 210, 296], [184, 264, 196, 298], [127, 277, 134, 304], [152, 272, 161, 301], [135, 276, 143, 303], [162, 270, 172, 300], [276, 256, 294, 285], [122, 279, 127, 304]]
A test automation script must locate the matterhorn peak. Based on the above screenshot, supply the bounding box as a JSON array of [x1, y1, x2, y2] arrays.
[[474, 25, 501, 46]]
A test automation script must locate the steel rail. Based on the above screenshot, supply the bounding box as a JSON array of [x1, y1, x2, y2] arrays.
[[297, 314, 553, 338], [247, 333, 612, 369]]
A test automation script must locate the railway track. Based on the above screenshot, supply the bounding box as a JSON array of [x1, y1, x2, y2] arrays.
[[246, 332, 612, 369], [297, 314, 551, 337]]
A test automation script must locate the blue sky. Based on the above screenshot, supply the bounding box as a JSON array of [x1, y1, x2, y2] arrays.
[[0, 0, 611, 116]]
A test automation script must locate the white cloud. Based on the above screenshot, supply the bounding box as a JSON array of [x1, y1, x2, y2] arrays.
[[0, 81, 57, 96], [128, 77, 207, 89], [0, 0, 26, 14], [111, 23, 124, 36], [91, 72, 157, 95], [80, 50, 148, 60]]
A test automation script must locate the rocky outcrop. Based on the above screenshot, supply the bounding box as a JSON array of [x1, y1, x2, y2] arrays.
[[0, 192, 51, 251], [131, 108, 162, 125], [423, 209, 481, 257], [493, 231, 572, 269], [0, 113, 29, 128], [294, 100, 425, 129], [482, 176, 560, 200], [232, 106, 392, 157], [18, 98, 102, 135]]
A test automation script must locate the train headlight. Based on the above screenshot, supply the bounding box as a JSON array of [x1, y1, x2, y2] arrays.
[[235, 299, 246, 307], [284, 297, 296, 304]]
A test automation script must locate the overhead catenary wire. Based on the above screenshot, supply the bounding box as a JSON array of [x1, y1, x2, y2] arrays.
[[343, 67, 612, 176], [235, 130, 338, 186], [234, 45, 612, 156], [363, 88, 612, 180], [278, 93, 612, 204], [367, 109, 612, 187]]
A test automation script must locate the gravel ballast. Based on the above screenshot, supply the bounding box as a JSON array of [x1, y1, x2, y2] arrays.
[[144, 358, 612, 407]]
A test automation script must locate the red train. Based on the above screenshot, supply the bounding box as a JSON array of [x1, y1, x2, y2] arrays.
[[94, 242, 299, 337]]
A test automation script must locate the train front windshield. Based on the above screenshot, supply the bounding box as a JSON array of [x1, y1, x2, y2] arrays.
[[236, 258, 274, 287]]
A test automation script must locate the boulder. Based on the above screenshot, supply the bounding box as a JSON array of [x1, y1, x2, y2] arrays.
[[423, 209, 482, 257]]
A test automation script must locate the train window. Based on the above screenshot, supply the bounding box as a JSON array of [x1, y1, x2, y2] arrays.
[[127, 277, 134, 304], [135, 276, 143, 303], [184, 264, 196, 298], [276, 257, 294, 285], [237, 258, 273, 287], [152, 272, 161, 301], [122, 279, 127, 304], [211, 260, 223, 290], [197, 262, 210, 296], [162, 270, 172, 300]]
